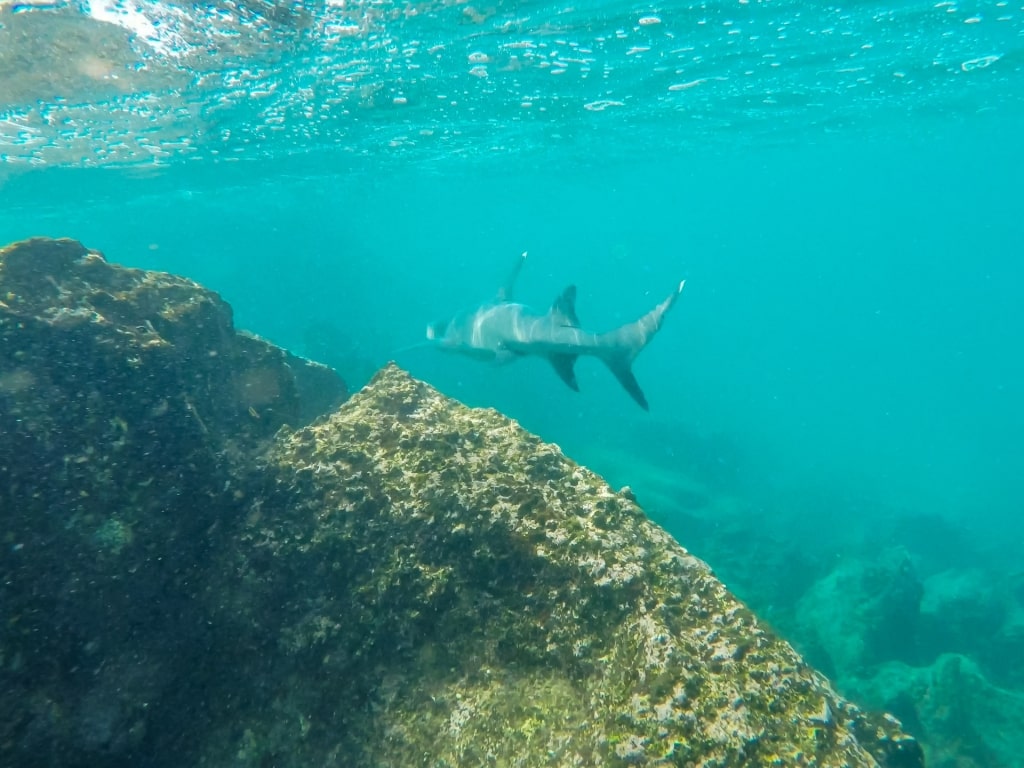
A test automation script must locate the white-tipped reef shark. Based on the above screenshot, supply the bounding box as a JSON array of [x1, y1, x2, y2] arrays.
[[426, 252, 685, 410]]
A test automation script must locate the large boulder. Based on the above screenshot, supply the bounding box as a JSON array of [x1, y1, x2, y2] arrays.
[[796, 549, 923, 680], [0, 237, 346, 766], [0, 238, 922, 767], [219, 363, 922, 768]]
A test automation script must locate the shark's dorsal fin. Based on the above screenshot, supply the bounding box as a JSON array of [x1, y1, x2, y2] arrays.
[[497, 251, 528, 302], [549, 354, 580, 392], [551, 285, 580, 328]]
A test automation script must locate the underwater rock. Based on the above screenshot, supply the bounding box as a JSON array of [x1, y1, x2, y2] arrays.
[[988, 582, 1024, 690], [796, 548, 923, 679], [918, 569, 1006, 661], [0, 237, 345, 767], [916, 567, 1024, 691], [0, 237, 920, 767], [214, 363, 922, 768], [0, 237, 346, 447], [846, 653, 1024, 768]]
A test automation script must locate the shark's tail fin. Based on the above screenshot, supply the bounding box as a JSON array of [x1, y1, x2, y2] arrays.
[[599, 280, 685, 410]]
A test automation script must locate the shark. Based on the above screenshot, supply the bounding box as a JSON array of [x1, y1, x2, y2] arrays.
[[426, 252, 685, 410]]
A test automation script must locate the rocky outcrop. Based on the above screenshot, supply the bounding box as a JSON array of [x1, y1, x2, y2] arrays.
[[0, 238, 922, 767], [0, 237, 346, 767], [224, 363, 922, 768], [795, 548, 924, 679], [846, 653, 1024, 768]]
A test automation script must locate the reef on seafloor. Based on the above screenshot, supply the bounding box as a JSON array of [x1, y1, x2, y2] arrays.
[[0, 238, 923, 767]]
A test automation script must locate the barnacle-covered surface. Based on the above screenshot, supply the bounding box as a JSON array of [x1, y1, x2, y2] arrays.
[[223, 362, 923, 767], [0, 238, 921, 767]]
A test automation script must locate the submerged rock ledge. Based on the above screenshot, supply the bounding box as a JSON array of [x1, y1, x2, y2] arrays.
[[0, 238, 922, 767]]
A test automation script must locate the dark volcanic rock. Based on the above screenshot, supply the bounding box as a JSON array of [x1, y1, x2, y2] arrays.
[[0, 238, 345, 767], [0, 237, 922, 768]]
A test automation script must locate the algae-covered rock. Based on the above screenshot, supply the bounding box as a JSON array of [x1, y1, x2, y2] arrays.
[[0, 237, 346, 450], [214, 363, 922, 768], [0, 237, 345, 767], [0, 237, 921, 768]]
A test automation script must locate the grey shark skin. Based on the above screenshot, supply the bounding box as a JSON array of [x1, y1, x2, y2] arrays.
[[426, 252, 685, 410]]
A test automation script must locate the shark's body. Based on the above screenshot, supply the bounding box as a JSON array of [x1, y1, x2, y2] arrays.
[[427, 253, 684, 409]]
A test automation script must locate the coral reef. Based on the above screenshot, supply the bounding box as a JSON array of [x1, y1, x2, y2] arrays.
[[0, 238, 921, 767]]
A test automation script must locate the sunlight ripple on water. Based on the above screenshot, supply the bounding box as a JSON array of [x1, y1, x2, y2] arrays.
[[0, 0, 1021, 169]]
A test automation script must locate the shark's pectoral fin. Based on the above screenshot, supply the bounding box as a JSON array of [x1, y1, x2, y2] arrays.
[[549, 354, 580, 392], [603, 356, 649, 411]]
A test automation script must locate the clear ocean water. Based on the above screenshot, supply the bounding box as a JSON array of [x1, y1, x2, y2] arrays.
[[2, 0, 1023, 765]]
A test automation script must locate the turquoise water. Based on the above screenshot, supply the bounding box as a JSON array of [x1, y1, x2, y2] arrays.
[[3, 0, 1024, 765]]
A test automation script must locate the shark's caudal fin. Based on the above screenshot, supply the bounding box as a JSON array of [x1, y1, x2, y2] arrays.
[[599, 280, 686, 410]]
